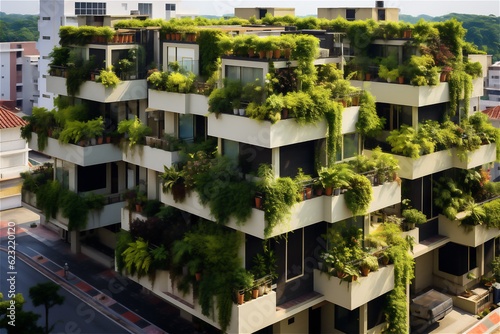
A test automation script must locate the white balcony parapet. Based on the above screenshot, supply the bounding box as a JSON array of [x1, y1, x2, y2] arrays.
[[350, 78, 483, 107], [122, 144, 180, 172], [438, 214, 500, 248], [28, 133, 122, 167], [52, 200, 125, 231], [46, 76, 147, 102], [365, 143, 496, 180], [313, 266, 395, 310], [160, 181, 401, 239], [148, 89, 209, 116], [207, 106, 359, 149], [121, 207, 148, 231]]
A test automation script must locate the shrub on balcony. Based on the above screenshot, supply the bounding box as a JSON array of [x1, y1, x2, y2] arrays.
[[21, 107, 57, 151], [58, 117, 104, 145], [402, 209, 427, 230], [48, 46, 70, 67], [96, 68, 120, 88], [344, 174, 373, 216], [117, 117, 152, 147], [356, 91, 385, 139]]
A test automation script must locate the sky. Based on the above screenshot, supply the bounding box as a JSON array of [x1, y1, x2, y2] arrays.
[[0, 0, 499, 17]]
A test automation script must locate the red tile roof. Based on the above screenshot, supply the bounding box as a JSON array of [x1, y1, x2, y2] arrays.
[[0, 105, 27, 129], [482, 106, 500, 120]]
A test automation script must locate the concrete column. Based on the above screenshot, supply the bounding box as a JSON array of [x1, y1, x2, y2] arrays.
[[139, 99, 148, 124], [117, 161, 126, 193], [412, 106, 419, 131], [478, 244, 485, 276], [147, 169, 157, 200], [70, 230, 81, 254], [272, 148, 280, 178], [237, 231, 245, 266], [218, 137, 223, 155], [68, 162, 77, 192], [164, 111, 176, 136], [359, 303, 368, 334]]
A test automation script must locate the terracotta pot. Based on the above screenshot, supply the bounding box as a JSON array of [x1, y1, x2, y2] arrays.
[[266, 50, 273, 59], [284, 48, 291, 58], [175, 33, 181, 41], [238, 293, 244, 305], [341, 100, 347, 108], [106, 136, 111, 144], [273, 49, 281, 59], [405, 30, 412, 38], [336, 270, 346, 279], [252, 289, 259, 299], [255, 196, 262, 209], [192, 34, 197, 42], [135, 204, 142, 212], [258, 50, 266, 59], [325, 187, 332, 196], [195, 272, 201, 281], [91, 73, 95, 81], [80, 140, 86, 147], [97, 137, 103, 145], [365, 73, 371, 81], [352, 96, 360, 106], [440, 72, 447, 82], [361, 267, 370, 276], [248, 48, 255, 57], [281, 108, 288, 119], [398, 76, 404, 84], [315, 187, 323, 196], [305, 188, 312, 199]]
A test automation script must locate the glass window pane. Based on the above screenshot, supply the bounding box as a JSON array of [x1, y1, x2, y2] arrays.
[[168, 47, 176, 64], [343, 133, 359, 159], [286, 229, 303, 280], [226, 65, 240, 82], [179, 114, 194, 140], [241, 67, 263, 86], [223, 139, 239, 161]]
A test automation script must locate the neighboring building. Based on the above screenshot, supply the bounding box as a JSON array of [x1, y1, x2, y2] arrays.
[[318, 2, 399, 22], [0, 106, 29, 211], [36, 0, 197, 111], [482, 61, 500, 110], [0, 42, 39, 113], [234, 8, 295, 20], [24, 14, 498, 334]]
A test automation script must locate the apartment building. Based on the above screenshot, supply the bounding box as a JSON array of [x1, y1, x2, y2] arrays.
[[23, 13, 499, 334], [318, 1, 399, 22], [0, 42, 39, 113], [36, 0, 197, 111], [481, 61, 500, 110]]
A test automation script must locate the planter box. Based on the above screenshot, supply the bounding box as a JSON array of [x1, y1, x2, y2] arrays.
[[122, 144, 180, 173], [52, 201, 125, 231], [121, 207, 148, 231], [438, 214, 500, 247], [207, 107, 360, 149], [313, 266, 395, 310], [148, 90, 209, 116], [28, 133, 122, 167], [453, 143, 496, 170], [47, 76, 147, 102]]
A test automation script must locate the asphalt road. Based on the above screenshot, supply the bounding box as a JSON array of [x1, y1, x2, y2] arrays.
[[0, 250, 129, 334]]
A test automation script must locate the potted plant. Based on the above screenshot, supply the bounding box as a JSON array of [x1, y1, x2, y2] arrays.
[[295, 168, 312, 199], [360, 255, 379, 276], [233, 268, 254, 305], [255, 191, 263, 209], [401, 208, 427, 231], [252, 254, 267, 296]]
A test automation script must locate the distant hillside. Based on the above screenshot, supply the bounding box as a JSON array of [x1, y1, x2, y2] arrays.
[[400, 13, 500, 61], [0, 12, 39, 42]]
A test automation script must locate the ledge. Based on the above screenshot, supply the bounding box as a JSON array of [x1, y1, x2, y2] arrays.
[[122, 144, 180, 172], [438, 214, 500, 248]]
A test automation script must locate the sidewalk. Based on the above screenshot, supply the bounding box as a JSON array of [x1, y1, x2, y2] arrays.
[[1, 206, 196, 334]]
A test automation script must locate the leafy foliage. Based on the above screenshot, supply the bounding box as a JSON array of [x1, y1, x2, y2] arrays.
[[344, 175, 373, 216], [356, 91, 385, 138]]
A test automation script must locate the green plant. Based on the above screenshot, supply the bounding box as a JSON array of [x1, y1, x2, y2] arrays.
[[489, 256, 500, 282], [117, 117, 153, 147], [96, 68, 120, 88], [356, 91, 385, 139], [361, 255, 379, 271], [48, 46, 70, 66], [344, 174, 373, 216], [208, 88, 231, 116], [122, 238, 152, 278]]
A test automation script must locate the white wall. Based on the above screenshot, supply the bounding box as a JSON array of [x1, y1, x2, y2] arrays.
[[22, 55, 39, 113]]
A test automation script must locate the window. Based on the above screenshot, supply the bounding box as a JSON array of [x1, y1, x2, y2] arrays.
[[225, 65, 264, 86], [335, 305, 359, 333], [55, 159, 71, 190], [222, 139, 239, 162], [75, 2, 106, 15], [16, 64, 22, 71], [138, 3, 152, 16], [165, 3, 176, 11], [342, 132, 359, 160], [16, 51, 22, 58], [16, 86, 22, 92], [42, 17, 50, 20], [346, 9, 356, 21], [378, 9, 386, 21], [286, 229, 303, 281], [439, 243, 477, 276], [42, 94, 51, 98], [42, 36, 50, 40], [178, 114, 194, 141]]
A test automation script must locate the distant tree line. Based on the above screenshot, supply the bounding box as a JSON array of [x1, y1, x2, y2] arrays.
[[401, 13, 500, 62], [0, 12, 39, 42]]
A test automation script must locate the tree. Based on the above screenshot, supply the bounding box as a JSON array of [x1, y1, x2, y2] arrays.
[[29, 282, 65, 334], [0, 292, 43, 334]]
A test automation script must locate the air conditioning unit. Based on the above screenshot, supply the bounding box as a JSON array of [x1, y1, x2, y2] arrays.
[[318, 48, 330, 58]]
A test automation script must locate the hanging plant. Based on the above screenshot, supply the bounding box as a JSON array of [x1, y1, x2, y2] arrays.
[[344, 174, 373, 216]]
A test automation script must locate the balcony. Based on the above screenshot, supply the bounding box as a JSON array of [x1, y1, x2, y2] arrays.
[[124, 268, 278, 333], [52, 197, 125, 231], [148, 89, 209, 116], [120, 207, 147, 231], [365, 143, 496, 180], [350, 78, 483, 107], [438, 214, 500, 248], [313, 266, 395, 310], [46, 76, 147, 102], [207, 106, 360, 149], [122, 144, 180, 173], [28, 133, 122, 166], [160, 181, 400, 239]]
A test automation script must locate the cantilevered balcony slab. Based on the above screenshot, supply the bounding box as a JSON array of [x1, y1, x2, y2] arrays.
[[28, 133, 122, 166], [122, 144, 180, 172], [148, 90, 209, 116], [207, 106, 359, 149], [52, 201, 125, 231], [366, 143, 496, 180], [160, 181, 400, 239], [438, 214, 500, 248], [313, 266, 395, 310], [350, 78, 483, 107], [47, 76, 147, 102]]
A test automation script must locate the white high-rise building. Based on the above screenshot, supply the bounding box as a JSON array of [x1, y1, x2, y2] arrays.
[[36, 0, 196, 110]]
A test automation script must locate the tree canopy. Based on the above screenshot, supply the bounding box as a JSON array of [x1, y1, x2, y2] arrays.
[[0, 12, 39, 42]]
